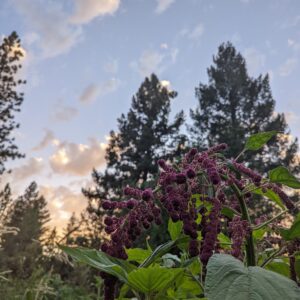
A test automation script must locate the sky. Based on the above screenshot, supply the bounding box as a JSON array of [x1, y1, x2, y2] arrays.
[[1, 0, 300, 230]]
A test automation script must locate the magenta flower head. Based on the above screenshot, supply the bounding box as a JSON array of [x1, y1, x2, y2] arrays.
[[186, 168, 196, 179], [176, 173, 186, 184], [142, 188, 153, 201]]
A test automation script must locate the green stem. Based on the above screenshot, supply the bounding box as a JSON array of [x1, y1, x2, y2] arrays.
[[232, 183, 256, 266], [252, 209, 288, 231], [260, 246, 286, 268], [235, 149, 246, 161]]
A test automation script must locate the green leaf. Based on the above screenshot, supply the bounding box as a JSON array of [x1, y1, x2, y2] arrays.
[[279, 213, 300, 240], [139, 240, 176, 268], [170, 275, 203, 299], [265, 259, 290, 278], [253, 227, 268, 240], [127, 266, 183, 293], [205, 254, 300, 300], [252, 187, 284, 208], [126, 248, 152, 264], [168, 219, 183, 241], [269, 166, 300, 189], [217, 233, 231, 250], [60, 246, 135, 282], [220, 207, 236, 219], [245, 131, 277, 151]]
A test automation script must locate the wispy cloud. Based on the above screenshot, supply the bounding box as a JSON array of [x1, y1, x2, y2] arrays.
[[279, 58, 298, 76], [12, 157, 44, 180], [12, 0, 82, 58], [132, 46, 178, 77], [288, 39, 300, 52], [32, 129, 55, 151], [12, 0, 121, 58], [179, 23, 205, 41], [51, 103, 78, 122], [69, 0, 120, 24], [79, 79, 121, 103], [155, 0, 175, 14], [188, 23, 205, 40]]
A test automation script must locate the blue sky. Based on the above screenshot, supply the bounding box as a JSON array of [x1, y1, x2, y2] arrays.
[[1, 0, 300, 229]]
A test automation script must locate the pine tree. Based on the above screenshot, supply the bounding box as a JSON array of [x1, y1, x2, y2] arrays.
[[0, 182, 50, 278], [83, 74, 185, 247], [0, 32, 26, 174], [84, 73, 185, 200], [190, 42, 299, 175]]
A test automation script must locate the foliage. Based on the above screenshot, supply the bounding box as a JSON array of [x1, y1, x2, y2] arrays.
[[0, 182, 50, 279], [63, 131, 300, 300], [0, 31, 25, 174], [190, 42, 299, 176]]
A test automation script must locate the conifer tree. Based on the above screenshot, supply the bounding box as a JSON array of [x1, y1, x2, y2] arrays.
[[0, 32, 26, 174], [190, 42, 299, 175], [0, 182, 50, 278], [83, 74, 185, 247], [84, 74, 185, 201]]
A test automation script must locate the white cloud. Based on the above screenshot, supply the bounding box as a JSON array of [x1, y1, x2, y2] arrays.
[[135, 50, 165, 77], [40, 185, 87, 230], [132, 47, 178, 77], [12, 157, 44, 180], [155, 0, 175, 14], [160, 80, 172, 91], [188, 23, 205, 40], [279, 58, 298, 76], [32, 129, 55, 151], [79, 79, 121, 103], [12, 0, 82, 58], [243, 48, 265, 75], [49, 138, 107, 176], [12, 0, 120, 58], [69, 0, 120, 24]]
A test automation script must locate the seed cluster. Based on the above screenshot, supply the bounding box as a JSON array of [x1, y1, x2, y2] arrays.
[[228, 216, 250, 259]]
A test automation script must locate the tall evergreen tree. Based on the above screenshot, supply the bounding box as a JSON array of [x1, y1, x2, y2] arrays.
[[0, 32, 26, 174], [190, 42, 299, 175], [84, 74, 185, 201], [83, 74, 185, 247], [0, 182, 50, 278]]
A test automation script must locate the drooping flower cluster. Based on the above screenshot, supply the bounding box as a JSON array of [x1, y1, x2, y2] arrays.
[[94, 142, 297, 298], [228, 216, 250, 259], [200, 198, 222, 264], [101, 187, 161, 259]]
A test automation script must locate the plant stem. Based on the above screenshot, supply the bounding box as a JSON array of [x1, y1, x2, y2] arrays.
[[235, 149, 246, 161], [232, 183, 256, 266], [252, 209, 288, 231], [260, 246, 286, 268]]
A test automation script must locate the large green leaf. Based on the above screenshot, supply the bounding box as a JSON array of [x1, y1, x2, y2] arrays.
[[205, 254, 300, 300], [168, 219, 183, 241], [139, 240, 176, 268], [127, 266, 183, 293], [269, 166, 300, 189], [60, 246, 135, 282], [280, 213, 300, 240], [265, 259, 290, 277], [252, 187, 284, 208], [126, 248, 152, 264], [245, 131, 277, 151]]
